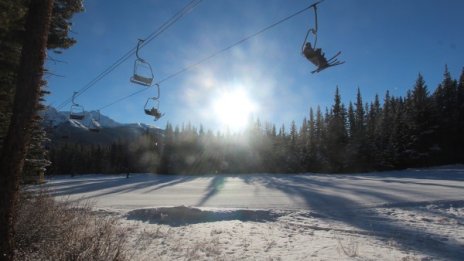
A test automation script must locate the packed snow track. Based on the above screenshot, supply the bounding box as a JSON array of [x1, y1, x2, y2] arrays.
[[45, 167, 463, 211], [42, 166, 464, 260]]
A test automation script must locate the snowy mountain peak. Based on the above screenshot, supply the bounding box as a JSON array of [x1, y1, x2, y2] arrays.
[[42, 106, 122, 128], [41, 106, 163, 145]]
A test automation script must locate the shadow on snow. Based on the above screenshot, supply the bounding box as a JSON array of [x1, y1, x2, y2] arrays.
[[239, 171, 464, 261], [125, 206, 281, 227]]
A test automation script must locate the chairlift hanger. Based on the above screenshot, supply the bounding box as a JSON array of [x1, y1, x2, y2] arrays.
[[301, 1, 320, 50], [69, 91, 85, 120], [130, 39, 155, 87], [301, 0, 344, 73]]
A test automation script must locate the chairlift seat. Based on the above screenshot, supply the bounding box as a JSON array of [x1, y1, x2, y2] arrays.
[[144, 108, 153, 115], [70, 114, 85, 120], [131, 74, 153, 86], [310, 51, 344, 74], [144, 108, 161, 117], [301, 1, 344, 74], [144, 108, 163, 121]]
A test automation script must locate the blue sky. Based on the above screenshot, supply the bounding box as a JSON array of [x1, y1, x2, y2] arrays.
[[46, 0, 464, 132]]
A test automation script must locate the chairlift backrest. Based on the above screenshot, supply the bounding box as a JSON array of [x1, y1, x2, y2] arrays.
[[301, 1, 320, 53], [70, 104, 85, 120], [131, 39, 155, 87], [131, 59, 154, 86], [301, 0, 344, 73]]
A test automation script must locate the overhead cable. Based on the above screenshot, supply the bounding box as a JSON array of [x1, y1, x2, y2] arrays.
[[97, 2, 320, 111], [56, 0, 203, 110]]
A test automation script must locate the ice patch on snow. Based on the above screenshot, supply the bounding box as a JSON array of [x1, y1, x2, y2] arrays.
[[125, 206, 282, 226]]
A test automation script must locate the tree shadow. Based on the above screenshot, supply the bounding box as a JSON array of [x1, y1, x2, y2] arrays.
[[43, 174, 198, 199], [240, 174, 464, 260], [197, 175, 226, 206], [351, 167, 464, 181], [126, 206, 281, 227]]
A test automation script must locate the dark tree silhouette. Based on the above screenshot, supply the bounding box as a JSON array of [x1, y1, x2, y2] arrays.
[[0, 1, 54, 259]]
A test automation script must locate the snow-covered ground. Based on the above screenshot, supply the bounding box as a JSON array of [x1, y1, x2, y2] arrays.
[[43, 166, 464, 260]]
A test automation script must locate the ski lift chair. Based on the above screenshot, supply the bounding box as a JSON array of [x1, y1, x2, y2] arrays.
[[69, 91, 85, 120], [88, 110, 101, 132], [144, 98, 164, 121], [69, 104, 85, 120], [301, 0, 344, 73], [130, 39, 155, 87]]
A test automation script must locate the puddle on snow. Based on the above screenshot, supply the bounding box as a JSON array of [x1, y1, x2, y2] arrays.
[[125, 206, 282, 226]]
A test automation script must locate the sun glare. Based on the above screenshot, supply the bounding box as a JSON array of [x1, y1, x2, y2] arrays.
[[212, 88, 257, 132]]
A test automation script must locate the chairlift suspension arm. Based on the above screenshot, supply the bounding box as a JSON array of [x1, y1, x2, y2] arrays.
[[301, 1, 322, 51], [154, 84, 160, 100], [135, 39, 145, 61], [313, 5, 318, 48], [72, 91, 79, 105]]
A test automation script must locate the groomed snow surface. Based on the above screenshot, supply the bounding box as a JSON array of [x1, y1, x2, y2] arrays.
[[44, 166, 464, 260]]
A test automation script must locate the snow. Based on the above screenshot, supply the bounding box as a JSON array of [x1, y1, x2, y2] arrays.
[[68, 119, 88, 129], [43, 166, 464, 260]]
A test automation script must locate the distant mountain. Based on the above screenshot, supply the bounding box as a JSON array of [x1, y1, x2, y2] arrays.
[[42, 106, 163, 145], [42, 106, 121, 128]]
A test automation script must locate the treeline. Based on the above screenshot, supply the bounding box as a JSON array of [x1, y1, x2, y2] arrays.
[[48, 67, 464, 174], [47, 134, 160, 174], [160, 67, 464, 173]]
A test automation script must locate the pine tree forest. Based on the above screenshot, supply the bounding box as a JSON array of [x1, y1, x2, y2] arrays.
[[48, 67, 464, 175]]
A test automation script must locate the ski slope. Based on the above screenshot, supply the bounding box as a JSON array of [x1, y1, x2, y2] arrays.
[[43, 166, 464, 260], [45, 167, 463, 211]]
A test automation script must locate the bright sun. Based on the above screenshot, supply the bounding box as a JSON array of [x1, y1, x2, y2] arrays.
[[212, 88, 257, 132]]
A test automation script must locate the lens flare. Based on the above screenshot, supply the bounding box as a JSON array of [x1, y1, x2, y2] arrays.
[[211, 88, 257, 132]]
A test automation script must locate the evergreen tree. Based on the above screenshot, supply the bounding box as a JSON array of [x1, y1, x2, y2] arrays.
[[377, 91, 395, 169], [365, 95, 381, 169], [433, 66, 459, 162], [325, 87, 348, 172], [404, 74, 436, 166], [286, 120, 299, 172], [389, 97, 408, 168], [1, 1, 83, 256], [457, 68, 464, 162], [298, 117, 309, 171], [347, 102, 355, 138], [314, 106, 327, 171], [305, 108, 317, 171], [347, 89, 369, 171], [22, 113, 50, 183], [159, 123, 175, 174], [0, 1, 55, 258]]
